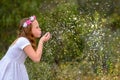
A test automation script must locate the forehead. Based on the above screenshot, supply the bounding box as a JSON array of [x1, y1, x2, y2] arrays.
[[32, 20, 39, 26]]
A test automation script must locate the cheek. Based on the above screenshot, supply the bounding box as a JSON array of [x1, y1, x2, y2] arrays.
[[32, 30, 41, 37]]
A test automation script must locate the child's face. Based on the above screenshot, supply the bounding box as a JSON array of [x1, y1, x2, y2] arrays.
[[31, 20, 41, 38]]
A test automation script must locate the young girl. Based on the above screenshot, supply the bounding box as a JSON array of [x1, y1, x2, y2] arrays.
[[0, 15, 51, 80]]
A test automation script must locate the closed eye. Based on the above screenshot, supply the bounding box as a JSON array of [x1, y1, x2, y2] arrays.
[[36, 26, 39, 28]]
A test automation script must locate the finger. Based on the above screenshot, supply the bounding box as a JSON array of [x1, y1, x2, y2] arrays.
[[43, 33, 48, 37], [45, 32, 50, 37]]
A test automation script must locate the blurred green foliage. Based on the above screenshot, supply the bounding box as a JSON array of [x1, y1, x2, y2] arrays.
[[0, 0, 120, 80]]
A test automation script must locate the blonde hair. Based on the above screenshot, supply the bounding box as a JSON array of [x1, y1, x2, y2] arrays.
[[17, 18, 36, 50]]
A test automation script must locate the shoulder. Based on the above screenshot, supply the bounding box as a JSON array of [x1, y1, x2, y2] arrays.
[[16, 37, 31, 50], [18, 37, 30, 42], [16, 37, 31, 45]]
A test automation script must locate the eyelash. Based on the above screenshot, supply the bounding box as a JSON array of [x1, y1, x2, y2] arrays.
[[36, 26, 39, 28]]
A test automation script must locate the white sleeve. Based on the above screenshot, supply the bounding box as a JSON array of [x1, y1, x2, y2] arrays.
[[16, 37, 31, 50]]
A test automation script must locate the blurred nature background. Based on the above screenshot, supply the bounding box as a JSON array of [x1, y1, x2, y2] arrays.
[[0, 0, 120, 80]]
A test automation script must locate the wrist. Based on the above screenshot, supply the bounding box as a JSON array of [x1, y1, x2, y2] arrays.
[[39, 39, 44, 44]]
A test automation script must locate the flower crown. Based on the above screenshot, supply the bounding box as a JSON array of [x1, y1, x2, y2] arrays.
[[23, 15, 36, 28]]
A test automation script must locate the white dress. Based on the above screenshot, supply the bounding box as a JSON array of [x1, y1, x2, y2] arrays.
[[0, 37, 31, 80]]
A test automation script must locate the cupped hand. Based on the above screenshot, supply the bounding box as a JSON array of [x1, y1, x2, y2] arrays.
[[40, 32, 51, 43]]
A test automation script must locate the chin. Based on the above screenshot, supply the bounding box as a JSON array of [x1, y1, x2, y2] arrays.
[[37, 35, 41, 38], [33, 36, 40, 39], [34, 34, 41, 38]]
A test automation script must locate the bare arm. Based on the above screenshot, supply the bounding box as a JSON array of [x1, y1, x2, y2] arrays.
[[23, 32, 50, 63]]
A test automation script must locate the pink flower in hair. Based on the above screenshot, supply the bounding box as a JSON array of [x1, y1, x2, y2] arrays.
[[23, 15, 36, 28], [26, 20, 32, 25], [30, 15, 36, 21]]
